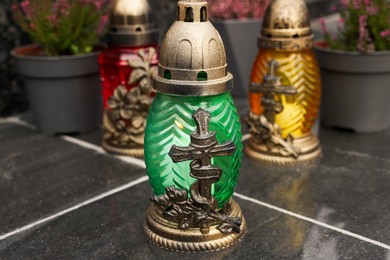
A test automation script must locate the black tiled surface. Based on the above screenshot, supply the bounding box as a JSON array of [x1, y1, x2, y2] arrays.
[[2, 182, 389, 260], [320, 127, 390, 159], [0, 123, 145, 235], [1, 101, 390, 259], [236, 144, 390, 245]]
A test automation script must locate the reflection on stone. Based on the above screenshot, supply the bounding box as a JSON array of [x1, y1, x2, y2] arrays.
[[303, 207, 344, 260]]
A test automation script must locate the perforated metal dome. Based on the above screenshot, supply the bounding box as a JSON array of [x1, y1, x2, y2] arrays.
[[259, 0, 314, 51], [154, 0, 233, 96], [107, 0, 159, 46]]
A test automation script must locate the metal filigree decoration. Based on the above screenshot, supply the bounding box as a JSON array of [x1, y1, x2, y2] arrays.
[[151, 108, 242, 234], [247, 60, 300, 158], [103, 47, 157, 148]]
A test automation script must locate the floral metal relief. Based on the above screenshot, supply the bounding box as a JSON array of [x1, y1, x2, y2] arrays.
[[103, 47, 157, 149], [247, 60, 300, 158]]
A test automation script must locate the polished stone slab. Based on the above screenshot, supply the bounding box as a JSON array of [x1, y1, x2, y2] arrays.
[[1, 104, 390, 259], [0, 123, 146, 236], [320, 127, 390, 160], [0, 181, 387, 259], [238, 132, 390, 246]]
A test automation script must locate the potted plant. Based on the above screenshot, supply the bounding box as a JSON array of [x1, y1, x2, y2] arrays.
[[11, 0, 110, 134], [207, 0, 270, 97], [315, 0, 390, 133]]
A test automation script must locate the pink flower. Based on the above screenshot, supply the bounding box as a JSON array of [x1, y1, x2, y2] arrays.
[[380, 30, 390, 38], [337, 18, 344, 30], [208, 0, 269, 20], [20, 1, 33, 18], [319, 18, 328, 34], [29, 23, 36, 31], [357, 15, 374, 52], [330, 5, 337, 11], [48, 14, 59, 28], [340, 0, 350, 8], [20, 1, 30, 11], [11, 3, 18, 11], [97, 15, 108, 34], [367, 5, 379, 15], [353, 0, 362, 9], [53, 0, 70, 17], [80, 0, 107, 10]]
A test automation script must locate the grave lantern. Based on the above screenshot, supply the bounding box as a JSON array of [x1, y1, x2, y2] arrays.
[[246, 0, 322, 164], [98, 0, 159, 156], [143, 0, 246, 251]]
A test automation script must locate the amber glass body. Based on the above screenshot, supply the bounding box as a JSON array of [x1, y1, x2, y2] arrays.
[[249, 48, 321, 139], [98, 44, 159, 109]]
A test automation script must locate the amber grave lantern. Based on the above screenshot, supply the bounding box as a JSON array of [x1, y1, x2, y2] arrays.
[[246, 0, 322, 164]]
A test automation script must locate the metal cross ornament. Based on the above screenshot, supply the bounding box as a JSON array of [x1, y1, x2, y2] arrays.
[[247, 59, 300, 158], [169, 108, 236, 207], [250, 60, 298, 124], [151, 108, 241, 234]]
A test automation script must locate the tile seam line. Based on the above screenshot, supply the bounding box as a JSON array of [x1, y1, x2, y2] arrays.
[[0, 116, 36, 129], [0, 175, 149, 241], [60, 135, 146, 169], [233, 192, 390, 251], [3, 117, 390, 250], [0, 117, 147, 168]]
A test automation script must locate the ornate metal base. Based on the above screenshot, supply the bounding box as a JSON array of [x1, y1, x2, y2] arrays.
[[101, 139, 144, 157], [144, 199, 246, 252], [245, 133, 321, 165]]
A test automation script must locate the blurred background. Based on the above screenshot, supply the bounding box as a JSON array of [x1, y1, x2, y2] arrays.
[[0, 0, 338, 117]]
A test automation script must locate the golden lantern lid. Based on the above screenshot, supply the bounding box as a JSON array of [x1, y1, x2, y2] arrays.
[[153, 0, 233, 96], [259, 0, 314, 51], [107, 0, 159, 46]]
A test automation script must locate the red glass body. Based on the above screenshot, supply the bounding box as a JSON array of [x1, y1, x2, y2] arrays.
[[98, 44, 159, 109]]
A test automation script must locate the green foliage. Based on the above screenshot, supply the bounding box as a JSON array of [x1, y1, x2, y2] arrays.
[[322, 0, 390, 52], [12, 0, 110, 56]]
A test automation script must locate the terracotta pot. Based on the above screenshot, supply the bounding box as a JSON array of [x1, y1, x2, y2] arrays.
[[314, 41, 390, 133], [11, 44, 103, 134], [212, 19, 263, 98]]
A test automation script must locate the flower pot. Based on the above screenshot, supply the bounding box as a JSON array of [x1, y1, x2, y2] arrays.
[[212, 19, 262, 98], [315, 41, 390, 133], [11, 44, 103, 134]]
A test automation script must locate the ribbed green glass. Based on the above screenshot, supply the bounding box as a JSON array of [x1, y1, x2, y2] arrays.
[[144, 92, 242, 208]]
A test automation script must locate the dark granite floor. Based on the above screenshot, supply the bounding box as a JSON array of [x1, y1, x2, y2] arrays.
[[0, 100, 390, 259]]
